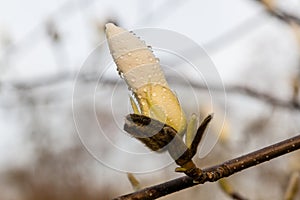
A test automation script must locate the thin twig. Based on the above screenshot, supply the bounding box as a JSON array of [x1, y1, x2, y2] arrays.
[[113, 134, 300, 200]]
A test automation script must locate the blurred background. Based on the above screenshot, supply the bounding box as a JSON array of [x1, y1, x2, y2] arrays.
[[0, 0, 300, 199]]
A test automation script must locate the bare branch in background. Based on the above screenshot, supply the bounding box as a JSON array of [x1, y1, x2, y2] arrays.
[[251, 0, 300, 109], [2, 74, 300, 111], [219, 85, 300, 110], [253, 0, 300, 26], [113, 134, 300, 200]]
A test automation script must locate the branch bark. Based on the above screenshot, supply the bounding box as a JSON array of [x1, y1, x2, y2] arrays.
[[113, 134, 300, 200]]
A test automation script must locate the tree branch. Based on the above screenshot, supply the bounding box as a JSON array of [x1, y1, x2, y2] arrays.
[[113, 134, 300, 200]]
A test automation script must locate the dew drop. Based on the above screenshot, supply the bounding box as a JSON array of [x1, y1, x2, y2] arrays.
[[120, 56, 124, 59], [128, 52, 132, 56], [162, 95, 166, 99], [149, 58, 153, 62], [148, 74, 152, 78], [141, 101, 146, 106], [152, 92, 157, 97], [131, 78, 136, 82], [137, 95, 142, 99], [143, 88, 147, 93]]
